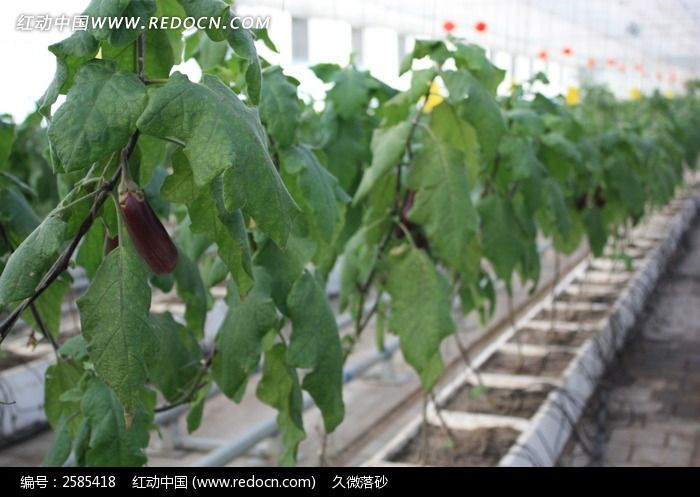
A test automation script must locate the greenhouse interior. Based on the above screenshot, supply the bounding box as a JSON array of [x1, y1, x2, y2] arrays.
[[1, 0, 700, 482]]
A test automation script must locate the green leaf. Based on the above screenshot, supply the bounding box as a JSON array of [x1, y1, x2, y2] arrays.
[[80, 380, 150, 466], [320, 117, 371, 193], [477, 196, 524, 283], [104, 0, 156, 47], [186, 380, 212, 433], [173, 249, 207, 334], [256, 343, 305, 466], [453, 42, 506, 95], [137, 73, 297, 247], [401, 40, 449, 75], [442, 70, 505, 164], [212, 269, 278, 400], [354, 122, 411, 203], [38, 30, 100, 115], [43, 416, 73, 467], [583, 207, 607, 256], [260, 66, 301, 147], [189, 179, 254, 293], [45, 361, 83, 430], [311, 63, 342, 82], [0, 115, 15, 170], [84, 0, 132, 41], [280, 145, 347, 243], [0, 215, 66, 305], [0, 187, 40, 242], [406, 140, 478, 273], [77, 221, 105, 279], [430, 102, 480, 184], [253, 239, 304, 314], [224, 10, 262, 104], [48, 60, 146, 171], [58, 335, 89, 361], [102, 28, 174, 80], [383, 68, 436, 125], [542, 179, 572, 242], [22, 276, 70, 339], [286, 271, 344, 431], [77, 245, 155, 412], [177, 0, 228, 41], [327, 68, 371, 119], [161, 150, 197, 206], [387, 247, 455, 389], [148, 312, 203, 401]]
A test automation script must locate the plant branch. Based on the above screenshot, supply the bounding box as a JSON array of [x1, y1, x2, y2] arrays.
[[351, 77, 436, 342], [0, 132, 140, 344]]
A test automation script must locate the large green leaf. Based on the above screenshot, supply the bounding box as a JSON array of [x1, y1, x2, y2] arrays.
[[260, 66, 301, 147], [430, 102, 480, 184], [177, 0, 228, 41], [80, 380, 152, 466], [77, 245, 155, 412], [76, 221, 105, 279], [0, 215, 66, 305], [84, 0, 132, 41], [453, 42, 506, 95], [224, 9, 262, 104], [188, 178, 253, 293], [161, 150, 198, 206], [173, 249, 207, 334], [286, 271, 344, 432], [253, 238, 304, 314], [43, 416, 73, 467], [48, 60, 146, 171], [38, 30, 99, 115], [103, 0, 156, 47], [353, 121, 411, 203], [387, 247, 455, 389], [148, 312, 203, 401], [406, 140, 478, 274], [256, 344, 305, 466], [22, 276, 70, 339], [0, 115, 15, 170], [137, 73, 297, 247], [442, 70, 505, 164], [327, 68, 371, 119], [212, 270, 278, 400], [280, 145, 347, 243], [0, 187, 40, 242], [44, 361, 83, 430], [478, 195, 524, 283]]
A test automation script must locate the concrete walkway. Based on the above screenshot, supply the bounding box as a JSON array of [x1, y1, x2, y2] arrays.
[[560, 220, 700, 466]]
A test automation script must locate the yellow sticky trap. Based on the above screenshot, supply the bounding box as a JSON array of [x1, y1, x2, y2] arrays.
[[422, 80, 444, 113], [628, 87, 642, 100], [565, 86, 580, 105], [663, 89, 674, 98]]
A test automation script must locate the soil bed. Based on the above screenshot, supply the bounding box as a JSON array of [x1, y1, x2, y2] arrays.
[[391, 425, 520, 466], [510, 327, 592, 347], [444, 383, 553, 418], [480, 351, 574, 377], [535, 307, 609, 323]]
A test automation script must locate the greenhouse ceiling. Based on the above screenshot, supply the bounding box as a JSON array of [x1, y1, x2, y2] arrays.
[[242, 0, 700, 81]]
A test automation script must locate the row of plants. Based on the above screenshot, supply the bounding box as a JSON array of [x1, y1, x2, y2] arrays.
[[0, 0, 699, 466]]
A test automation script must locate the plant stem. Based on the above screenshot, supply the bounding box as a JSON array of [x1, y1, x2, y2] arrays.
[[0, 132, 140, 344]]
